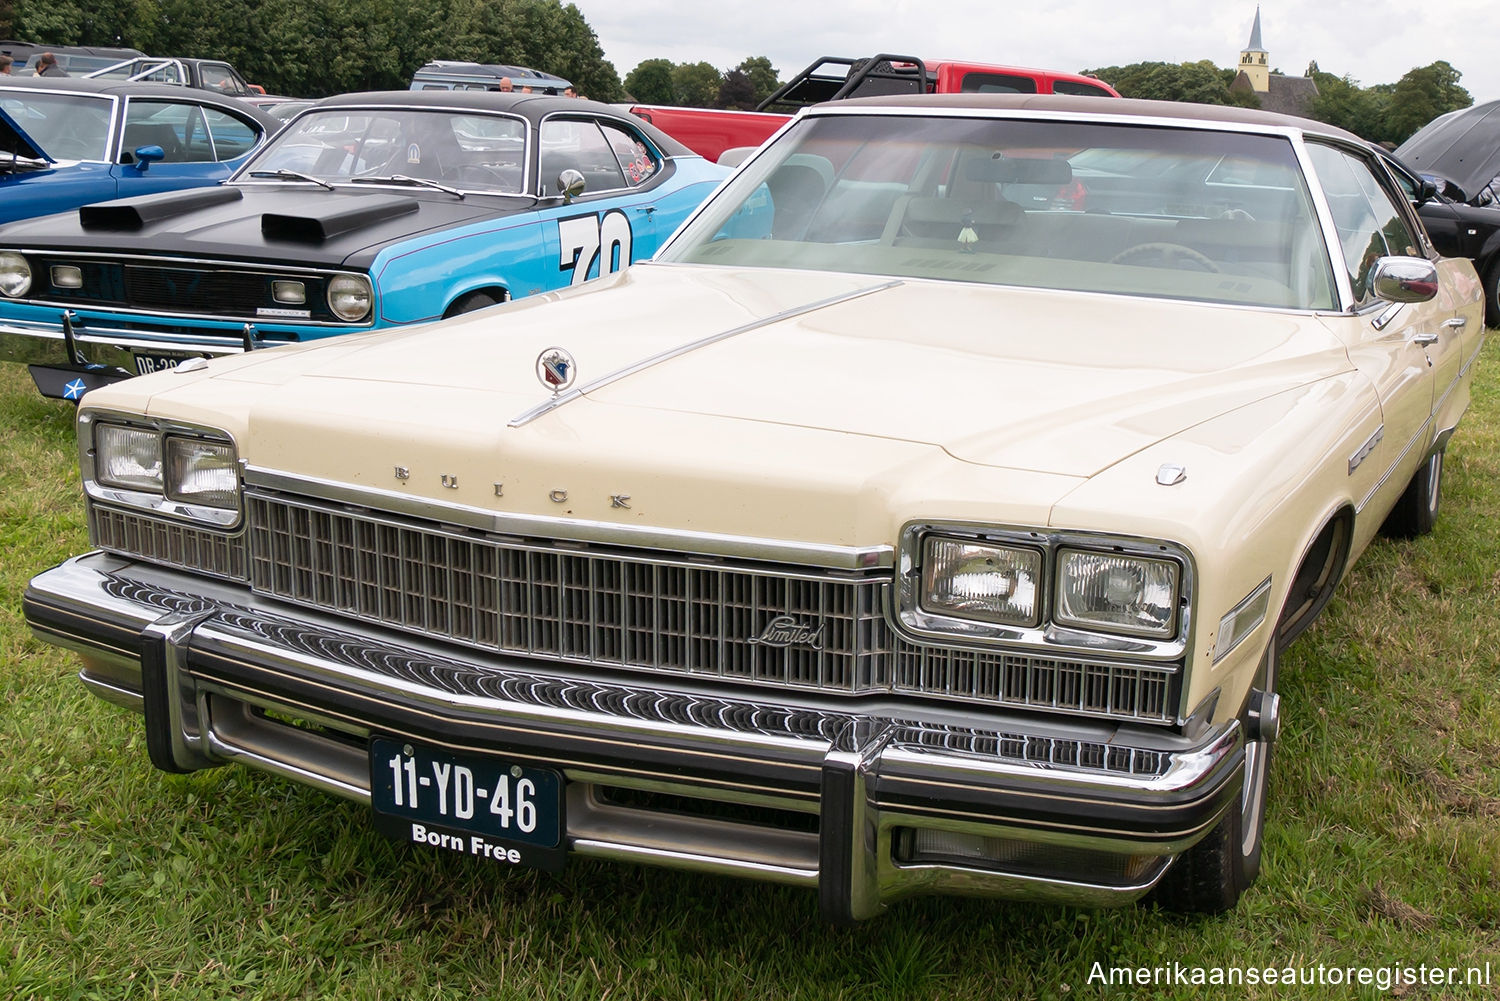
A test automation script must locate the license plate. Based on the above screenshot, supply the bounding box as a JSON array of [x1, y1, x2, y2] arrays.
[[369, 737, 565, 871], [134, 352, 195, 375]]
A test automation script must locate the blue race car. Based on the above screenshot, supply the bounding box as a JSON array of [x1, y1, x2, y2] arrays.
[[0, 90, 728, 399], [0, 76, 279, 226]]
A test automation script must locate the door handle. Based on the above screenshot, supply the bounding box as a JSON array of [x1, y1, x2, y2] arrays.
[[1411, 332, 1440, 346], [1442, 316, 1467, 329]]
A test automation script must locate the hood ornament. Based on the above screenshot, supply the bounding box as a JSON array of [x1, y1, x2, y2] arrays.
[[535, 347, 577, 395]]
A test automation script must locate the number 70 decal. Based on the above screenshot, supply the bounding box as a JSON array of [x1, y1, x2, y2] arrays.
[[558, 210, 634, 286]]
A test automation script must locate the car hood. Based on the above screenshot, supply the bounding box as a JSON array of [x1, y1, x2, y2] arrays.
[[131, 263, 1353, 482], [0, 104, 54, 165], [0, 184, 537, 267], [1395, 100, 1500, 202]]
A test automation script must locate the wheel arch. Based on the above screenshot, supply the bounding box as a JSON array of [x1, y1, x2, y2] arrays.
[[1274, 504, 1355, 653], [442, 284, 510, 318]]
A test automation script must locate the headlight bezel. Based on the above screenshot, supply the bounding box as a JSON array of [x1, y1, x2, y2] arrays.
[[897, 521, 1194, 662], [81, 411, 242, 528], [0, 251, 33, 297], [326, 273, 373, 322]]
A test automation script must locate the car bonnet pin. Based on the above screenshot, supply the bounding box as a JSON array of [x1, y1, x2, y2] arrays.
[[535, 347, 577, 396]]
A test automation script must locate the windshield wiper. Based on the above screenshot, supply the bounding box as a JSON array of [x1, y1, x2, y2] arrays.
[[248, 169, 335, 191], [349, 174, 464, 198]]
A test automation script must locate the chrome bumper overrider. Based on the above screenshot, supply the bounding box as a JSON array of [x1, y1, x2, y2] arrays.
[[26, 553, 1247, 920]]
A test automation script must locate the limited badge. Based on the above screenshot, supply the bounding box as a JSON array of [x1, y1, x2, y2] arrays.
[[535, 347, 577, 394]]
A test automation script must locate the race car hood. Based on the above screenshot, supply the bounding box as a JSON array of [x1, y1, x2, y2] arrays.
[[0, 184, 538, 267], [1395, 99, 1500, 203], [0, 105, 54, 165], [116, 263, 1356, 483]]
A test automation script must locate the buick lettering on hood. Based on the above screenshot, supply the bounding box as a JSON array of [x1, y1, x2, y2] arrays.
[[24, 94, 1483, 920]]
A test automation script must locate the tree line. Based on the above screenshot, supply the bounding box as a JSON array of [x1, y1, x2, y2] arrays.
[[1086, 58, 1474, 145], [4, 0, 631, 101]]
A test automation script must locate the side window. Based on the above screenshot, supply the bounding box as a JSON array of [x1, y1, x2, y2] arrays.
[[1306, 144, 1421, 307], [121, 101, 211, 163], [538, 119, 626, 195], [203, 107, 261, 161], [960, 72, 1039, 94], [599, 122, 659, 186], [200, 63, 250, 96], [1052, 79, 1112, 97]]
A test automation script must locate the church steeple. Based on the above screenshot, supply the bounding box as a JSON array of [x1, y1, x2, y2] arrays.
[[1238, 7, 1270, 92]]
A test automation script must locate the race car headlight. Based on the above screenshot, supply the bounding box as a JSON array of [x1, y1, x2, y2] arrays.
[[96, 424, 163, 492], [0, 252, 32, 297], [1056, 549, 1179, 638], [921, 536, 1041, 627], [327, 274, 372, 321], [165, 436, 237, 508]]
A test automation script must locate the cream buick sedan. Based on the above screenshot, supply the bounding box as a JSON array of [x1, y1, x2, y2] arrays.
[[24, 94, 1483, 920]]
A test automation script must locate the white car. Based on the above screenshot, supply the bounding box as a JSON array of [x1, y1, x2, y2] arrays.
[[24, 93, 1483, 920]]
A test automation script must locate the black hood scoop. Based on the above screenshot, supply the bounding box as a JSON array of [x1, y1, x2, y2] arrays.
[[80, 186, 244, 230], [262, 194, 420, 242]]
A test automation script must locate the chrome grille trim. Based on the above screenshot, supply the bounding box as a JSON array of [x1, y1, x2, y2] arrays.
[[247, 492, 887, 694], [244, 492, 1180, 722], [894, 642, 1175, 722], [90, 505, 248, 582]]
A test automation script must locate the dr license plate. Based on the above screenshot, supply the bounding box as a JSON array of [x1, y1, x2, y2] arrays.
[[369, 737, 565, 871], [134, 352, 195, 375]]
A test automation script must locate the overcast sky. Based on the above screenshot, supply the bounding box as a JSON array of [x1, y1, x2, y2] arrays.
[[569, 0, 1499, 104]]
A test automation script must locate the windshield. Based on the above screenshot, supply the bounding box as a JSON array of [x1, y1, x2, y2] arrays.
[[661, 114, 1335, 310], [241, 109, 528, 193], [0, 91, 114, 161]]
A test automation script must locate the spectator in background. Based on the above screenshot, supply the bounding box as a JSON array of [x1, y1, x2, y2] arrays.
[[564, 86, 577, 98], [497, 77, 513, 92], [0, 55, 12, 74], [36, 52, 68, 77]]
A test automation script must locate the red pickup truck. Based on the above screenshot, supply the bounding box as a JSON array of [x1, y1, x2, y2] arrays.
[[627, 54, 1119, 162]]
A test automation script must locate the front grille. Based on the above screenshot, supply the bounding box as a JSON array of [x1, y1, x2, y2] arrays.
[[894, 642, 1173, 721], [31, 255, 344, 323], [91, 505, 247, 581], [242, 492, 1181, 722], [124, 266, 274, 315]]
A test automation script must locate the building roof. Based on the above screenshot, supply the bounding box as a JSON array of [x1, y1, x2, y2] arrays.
[[1245, 7, 1266, 53], [1230, 71, 1319, 116]]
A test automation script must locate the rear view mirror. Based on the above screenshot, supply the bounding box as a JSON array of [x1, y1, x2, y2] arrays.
[[964, 153, 1072, 185]]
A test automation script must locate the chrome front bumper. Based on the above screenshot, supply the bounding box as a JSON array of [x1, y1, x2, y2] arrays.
[[0, 315, 246, 398], [26, 553, 1246, 921]]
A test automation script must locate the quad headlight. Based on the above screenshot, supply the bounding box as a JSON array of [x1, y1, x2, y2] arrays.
[[922, 537, 1041, 627], [0, 252, 32, 297], [1055, 549, 1179, 638], [327, 274, 373, 321], [91, 421, 239, 526], [908, 529, 1186, 644]]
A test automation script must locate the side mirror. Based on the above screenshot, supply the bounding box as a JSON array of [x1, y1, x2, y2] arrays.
[[1415, 178, 1439, 207], [556, 168, 585, 201], [1370, 256, 1438, 303], [131, 144, 166, 170]]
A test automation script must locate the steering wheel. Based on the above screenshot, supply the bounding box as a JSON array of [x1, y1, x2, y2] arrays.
[[1109, 242, 1221, 272]]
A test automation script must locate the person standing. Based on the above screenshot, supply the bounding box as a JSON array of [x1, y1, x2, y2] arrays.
[[0, 55, 13, 75], [36, 52, 68, 76], [497, 77, 513, 92]]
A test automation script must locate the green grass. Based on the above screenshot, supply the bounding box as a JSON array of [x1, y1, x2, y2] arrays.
[[2, 353, 1498, 1000]]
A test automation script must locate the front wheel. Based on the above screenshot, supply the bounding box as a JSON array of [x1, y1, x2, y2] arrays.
[[1150, 644, 1277, 913], [1380, 447, 1444, 539], [443, 289, 505, 318]]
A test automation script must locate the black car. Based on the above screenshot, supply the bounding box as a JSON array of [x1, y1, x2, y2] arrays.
[[1395, 100, 1500, 324]]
